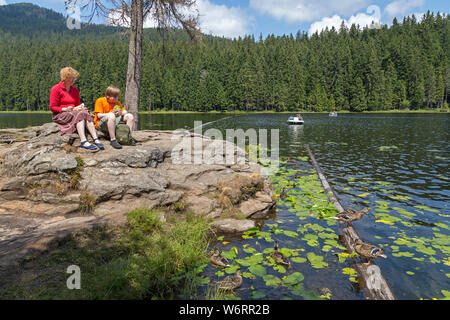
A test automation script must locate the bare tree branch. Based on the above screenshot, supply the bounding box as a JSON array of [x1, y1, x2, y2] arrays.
[[65, 0, 201, 43]]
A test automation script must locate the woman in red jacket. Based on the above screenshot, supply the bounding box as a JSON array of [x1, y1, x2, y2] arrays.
[[50, 67, 104, 150]]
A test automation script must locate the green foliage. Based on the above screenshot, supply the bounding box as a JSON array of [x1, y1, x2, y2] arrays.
[[0, 5, 448, 112], [0, 208, 211, 299], [79, 190, 96, 214]]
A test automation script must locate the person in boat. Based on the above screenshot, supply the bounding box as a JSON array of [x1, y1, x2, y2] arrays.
[[296, 113, 303, 120], [49, 67, 104, 150]]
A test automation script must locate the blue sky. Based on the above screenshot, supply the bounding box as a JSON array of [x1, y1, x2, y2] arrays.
[[1, 0, 448, 38]]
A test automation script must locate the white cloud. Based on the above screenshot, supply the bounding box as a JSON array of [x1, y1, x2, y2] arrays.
[[249, 0, 372, 23], [308, 9, 382, 35], [383, 0, 425, 22], [196, 0, 250, 38], [0, 0, 7, 6], [107, 0, 249, 39]]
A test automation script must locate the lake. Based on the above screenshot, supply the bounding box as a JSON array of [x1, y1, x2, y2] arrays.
[[1, 112, 449, 300]]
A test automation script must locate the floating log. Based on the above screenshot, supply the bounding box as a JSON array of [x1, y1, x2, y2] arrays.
[[305, 144, 395, 300]]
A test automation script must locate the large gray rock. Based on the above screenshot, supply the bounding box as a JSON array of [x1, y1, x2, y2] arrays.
[[0, 123, 276, 268]]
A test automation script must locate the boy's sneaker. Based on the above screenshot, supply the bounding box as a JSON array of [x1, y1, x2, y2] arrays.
[[130, 137, 137, 146], [110, 140, 122, 149]]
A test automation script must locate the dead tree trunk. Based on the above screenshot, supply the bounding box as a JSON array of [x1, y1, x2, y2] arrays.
[[305, 144, 395, 300], [124, 0, 144, 130]]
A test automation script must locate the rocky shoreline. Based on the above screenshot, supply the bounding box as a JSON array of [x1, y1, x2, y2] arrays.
[[0, 123, 276, 270]]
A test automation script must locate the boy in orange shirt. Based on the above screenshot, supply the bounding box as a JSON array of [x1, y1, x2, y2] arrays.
[[94, 86, 136, 149]]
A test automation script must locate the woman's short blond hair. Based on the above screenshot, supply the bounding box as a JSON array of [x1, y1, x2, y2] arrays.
[[105, 86, 121, 98], [60, 67, 79, 81]]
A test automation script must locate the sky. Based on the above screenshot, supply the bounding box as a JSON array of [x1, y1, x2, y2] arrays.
[[1, 0, 448, 38]]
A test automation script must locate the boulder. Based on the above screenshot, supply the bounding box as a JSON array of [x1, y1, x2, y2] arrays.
[[0, 123, 276, 268]]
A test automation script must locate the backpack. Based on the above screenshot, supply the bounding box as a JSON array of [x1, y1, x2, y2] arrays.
[[115, 120, 132, 145]]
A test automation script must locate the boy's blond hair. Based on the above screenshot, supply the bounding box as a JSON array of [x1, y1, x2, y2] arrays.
[[105, 86, 121, 98], [60, 67, 79, 81]]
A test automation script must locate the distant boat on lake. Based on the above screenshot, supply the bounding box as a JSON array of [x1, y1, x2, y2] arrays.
[[329, 111, 338, 117], [287, 114, 304, 125]]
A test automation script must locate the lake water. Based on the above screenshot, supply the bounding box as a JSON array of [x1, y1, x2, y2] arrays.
[[0, 113, 229, 131], [1, 112, 449, 300]]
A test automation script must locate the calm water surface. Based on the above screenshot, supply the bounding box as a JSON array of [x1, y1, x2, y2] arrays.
[[0, 113, 229, 130], [1, 112, 449, 299], [203, 113, 449, 300]]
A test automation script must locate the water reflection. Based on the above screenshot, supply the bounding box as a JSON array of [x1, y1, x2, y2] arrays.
[[288, 124, 304, 140]]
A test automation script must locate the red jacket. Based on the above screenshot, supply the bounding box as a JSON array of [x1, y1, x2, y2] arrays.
[[49, 81, 81, 114]]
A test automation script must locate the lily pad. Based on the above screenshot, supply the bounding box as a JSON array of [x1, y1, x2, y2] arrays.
[[283, 272, 304, 285], [307, 252, 328, 269], [262, 274, 282, 287], [250, 290, 266, 299], [414, 205, 440, 213], [248, 264, 267, 277], [291, 257, 307, 263]]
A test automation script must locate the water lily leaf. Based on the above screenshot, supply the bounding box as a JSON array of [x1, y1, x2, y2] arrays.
[[279, 248, 297, 257], [251, 290, 266, 299], [243, 246, 257, 254], [393, 207, 416, 218], [242, 227, 260, 239], [440, 290, 450, 300], [375, 181, 394, 187], [342, 267, 358, 283], [342, 267, 357, 275], [291, 257, 307, 263], [242, 272, 256, 279], [429, 256, 440, 264], [262, 274, 282, 287], [358, 193, 370, 197], [307, 252, 328, 269], [305, 223, 325, 232], [283, 272, 304, 285], [283, 230, 299, 237], [324, 239, 346, 250], [290, 284, 322, 300], [274, 264, 287, 273], [248, 264, 267, 277], [335, 251, 357, 263], [318, 232, 338, 240], [414, 205, 440, 213], [415, 245, 436, 256], [298, 156, 309, 162], [390, 195, 412, 201], [376, 219, 395, 225], [375, 200, 390, 208], [224, 264, 240, 274], [392, 251, 415, 258]]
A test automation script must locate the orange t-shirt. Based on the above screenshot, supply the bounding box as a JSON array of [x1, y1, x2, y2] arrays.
[[94, 97, 126, 129]]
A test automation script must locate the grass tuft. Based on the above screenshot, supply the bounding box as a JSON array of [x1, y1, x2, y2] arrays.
[[0, 207, 211, 300]]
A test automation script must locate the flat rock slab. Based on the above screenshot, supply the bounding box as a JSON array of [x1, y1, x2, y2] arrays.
[[0, 123, 275, 268], [210, 218, 256, 234]]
